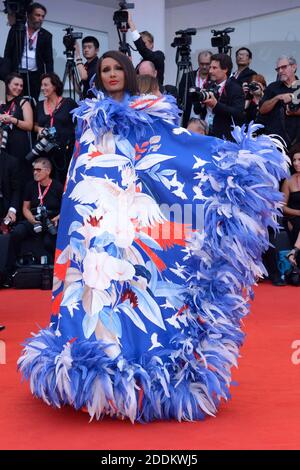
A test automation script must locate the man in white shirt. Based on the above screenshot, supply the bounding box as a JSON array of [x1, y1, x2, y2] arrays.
[[4, 2, 53, 102]]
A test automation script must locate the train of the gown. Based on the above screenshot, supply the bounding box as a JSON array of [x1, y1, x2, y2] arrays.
[[18, 94, 288, 422]]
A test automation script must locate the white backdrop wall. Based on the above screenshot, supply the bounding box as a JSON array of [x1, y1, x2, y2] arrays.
[[0, 0, 115, 60], [165, 1, 300, 85]]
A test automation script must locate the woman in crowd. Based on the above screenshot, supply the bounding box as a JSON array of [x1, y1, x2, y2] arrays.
[[0, 72, 33, 189], [282, 143, 300, 268], [137, 74, 161, 96], [34, 73, 77, 184], [244, 73, 267, 124], [19, 51, 286, 423]]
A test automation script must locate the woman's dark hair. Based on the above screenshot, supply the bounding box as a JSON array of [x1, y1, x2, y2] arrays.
[[251, 74, 267, 89], [95, 50, 138, 96], [40, 72, 64, 96], [289, 143, 300, 163], [5, 72, 24, 96]]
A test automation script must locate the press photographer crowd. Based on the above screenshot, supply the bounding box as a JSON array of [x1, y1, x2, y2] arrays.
[[0, 0, 300, 312]]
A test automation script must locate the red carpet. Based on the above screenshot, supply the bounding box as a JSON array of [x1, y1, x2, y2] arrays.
[[0, 283, 299, 450]]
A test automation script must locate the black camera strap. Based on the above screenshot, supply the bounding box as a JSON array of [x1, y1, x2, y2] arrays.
[[46, 97, 64, 127]]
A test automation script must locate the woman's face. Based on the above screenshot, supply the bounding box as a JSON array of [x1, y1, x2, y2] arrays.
[[41, 78, 56, 98], [100, 57, 125, 98], [292, 153, 300, 172], [8, 77, 23, 97]]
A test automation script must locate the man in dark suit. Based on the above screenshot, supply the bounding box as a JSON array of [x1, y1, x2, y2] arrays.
[[233, 47, 256, 86], [4, 2, 53, 102], [200, 53, 245, 140], [128, 12, 165, 86], [0, 128, 20, 225]]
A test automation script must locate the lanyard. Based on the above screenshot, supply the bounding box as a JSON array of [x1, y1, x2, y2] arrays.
[[38, 181, 52, 206], [27, 26, 39, 50], [46, 97, 63, 127], [196, 73, 207, 89], [218, 81, 226, 98], [4, 99, 16, 116]]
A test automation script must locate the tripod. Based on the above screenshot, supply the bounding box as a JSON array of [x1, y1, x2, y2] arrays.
[[117, 28, 132, 57], [175, 47, 194, 125], [62, 50, 83, 101]]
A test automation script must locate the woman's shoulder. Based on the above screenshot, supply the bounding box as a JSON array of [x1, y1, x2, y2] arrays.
[[62, 97, 78, 110]]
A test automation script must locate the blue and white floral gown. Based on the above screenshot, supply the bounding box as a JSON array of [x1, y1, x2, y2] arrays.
[[19, 93, 287, 422]]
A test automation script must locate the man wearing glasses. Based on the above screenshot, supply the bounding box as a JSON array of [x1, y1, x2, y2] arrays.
[[4, 2, 54, 103], [9, 158, 63, 268], [260, 55, 300, 149]]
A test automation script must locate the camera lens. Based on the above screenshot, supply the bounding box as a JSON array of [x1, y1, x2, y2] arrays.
[[33, 223, 43, 233]]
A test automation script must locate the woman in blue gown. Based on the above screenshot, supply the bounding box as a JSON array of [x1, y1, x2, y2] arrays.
[[19, 51, 287, 422]]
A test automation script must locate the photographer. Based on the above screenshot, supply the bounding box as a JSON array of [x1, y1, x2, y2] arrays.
[[33, 73, 77, 183], [259, 55, 300, 149], [0, 72, 34, 188], [196, 53, 245, 140], [127, 12, 165, 85], [4, 2, 54, 103], [244, 74, 267, 124], [75, 36, 100, 99], [10, 157, 63, 265], [180, 50, 212, 126], [0, 127, 20, 231]]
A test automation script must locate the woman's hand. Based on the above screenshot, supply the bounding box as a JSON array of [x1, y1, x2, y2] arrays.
[[36, 127, 45, 138], [0, 114, 11, 124]]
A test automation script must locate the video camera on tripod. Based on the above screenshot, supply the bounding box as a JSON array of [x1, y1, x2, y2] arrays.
[[211, 27, 235, 54], [63, 26, 83, 59], [171, 28, 196, 64], [113, 1, 135, 56], [2, 0, 32, 22], [113, 1, 134, 32]]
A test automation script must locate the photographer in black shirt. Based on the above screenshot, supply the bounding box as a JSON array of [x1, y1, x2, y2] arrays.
[[10, 158, 63, 265], [75, 36, 100, 98], [260, 55, 300, 149]]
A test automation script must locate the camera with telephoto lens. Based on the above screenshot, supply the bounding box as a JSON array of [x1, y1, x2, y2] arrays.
[[113, 1, 135, 31], [0, 122, 10, 150], [25, 127, 58, 162], [33, 205, 57, 236], [288, 79, 300, 112], [189, 82, 219, 103], [63, 26, 83, 54]]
